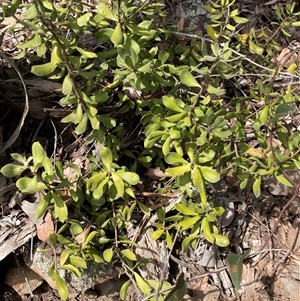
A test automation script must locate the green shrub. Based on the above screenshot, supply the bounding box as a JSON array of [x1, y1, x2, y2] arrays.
[[1, 0, 300, 299]]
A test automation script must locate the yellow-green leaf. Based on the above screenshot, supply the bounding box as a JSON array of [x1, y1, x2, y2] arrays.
[[32, 142, 46, 168], [213, 233, 230, 247], [54, 272, 69, 301], [121, 249, 137, 261], [199, 166, 220, 183], [192, 166, 207, 207], [100, 147, 113, 171], [120, 279, 131, 300], [133, 272, 151, 295], [1, 164, 26, 177], [16, 176, 38, 194], [111, 23, 123, 45], [165, 165, 191, 177], [32, 62, 56, 76], [51, 40, 62, 65], [62, 74, 73, 95], [180, 71, 201, 88], [69, 255, 87, 269], [103, 247, 114, 263]]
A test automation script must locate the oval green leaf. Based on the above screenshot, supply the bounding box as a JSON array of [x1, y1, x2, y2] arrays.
[[180, 71, 201, 88]]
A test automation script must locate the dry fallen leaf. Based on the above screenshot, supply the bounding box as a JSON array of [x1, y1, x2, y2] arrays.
[[36, 212, 54, 242]]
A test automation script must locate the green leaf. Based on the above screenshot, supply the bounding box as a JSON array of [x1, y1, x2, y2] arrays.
[[60, 249, 76, 266], [252, 177, 261, 198], [227, 249, 251, 289], [133, 272, 151, 295], [21, 5, 37, 20], [53, 271, 69, 301], [207, 84, 226, 96], [165, 112, 185, 123], [121, 249, 137, 261], [69, 255, 87, 269], [185, 142, 196, 161], [162, 95, 184, 113], [100, 147, 113, 171], [164, 273, 187, 301], [10, 153, 26, 164], [51, 41, 62, 65], [83, 231, 99, 247], [151, 229, 165, 240], [62, 74, 73, 95], [35, 194, 50, 219], [275, 173, 293, 187], [1, 164, 26, 177], [61, 111, 75, 123], [32, 142, 46, 168], [162, 136, 172, 156], [75, 47, 97, 59], [165, 152, 188, 165], [175, 203, 199, 216], [16, 176, 38, 193], [165, 165, 191, 177], [53, 193, 68, 222], [259, 105, 269, 125], [137, 201, 150, 216], [75, 115, 88, 135], [111, 172, 124, 199], [199, 166, 220, 183], [74, 104, 83, 124], [232, 16, 248, 24], [96, 3, 117, 21], [166, 230, 173, 249], [182, 232, 198, 252], [192, 167, 207, 207], [120, 279, 131, 300], [32, 62, 56, 76], [213, 234, 230, 247], [249, 40, 264, 55], [116, 171, 140, 185], [103, 248, 114, 263], [93, 177, 109, 199], [178, 216, 200, 230], [180, 71, 201, 88], [77, 12, 92, 27], [274, 104, 294, 121], [86, 172, 107, 191], [111, 23, 123, 45], [201, 217, 214, 244], [61, 264, 81, 278]]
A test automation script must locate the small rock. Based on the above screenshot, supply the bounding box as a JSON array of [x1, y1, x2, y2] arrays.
[[5, 264, 43, 295]]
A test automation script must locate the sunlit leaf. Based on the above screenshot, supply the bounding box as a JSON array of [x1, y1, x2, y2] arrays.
[[103, 248, 113, 263], [69, 255, 87, 269], [121, 249, 137, 261], [1, 164, 26, 177], [32, 62, 56, 76], [111, 23, 123, 45], [133, 272, 151, 295], [100, 147, 113, 171], [120, 279, 131, 300], [180, 71, 201, 88]]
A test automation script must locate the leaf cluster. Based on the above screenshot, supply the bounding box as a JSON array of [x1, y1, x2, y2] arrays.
[[1, 0, 300, 298]]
